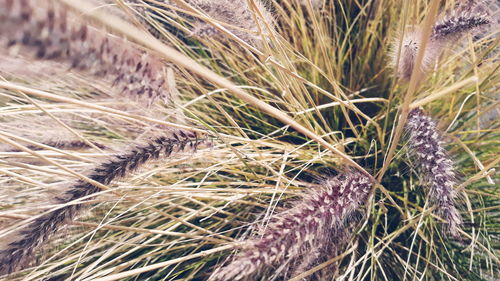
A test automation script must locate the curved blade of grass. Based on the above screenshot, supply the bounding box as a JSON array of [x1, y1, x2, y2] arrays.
[[377, 0, 440, 181]]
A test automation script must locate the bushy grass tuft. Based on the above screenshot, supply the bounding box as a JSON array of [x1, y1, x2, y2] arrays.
[[0, 0, 498, 280]]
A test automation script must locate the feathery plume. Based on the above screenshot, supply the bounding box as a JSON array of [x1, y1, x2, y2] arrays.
[[211, 170, 373, 281], [390, 0, 492, 80], [131, 0, 275, 48], [432, 4, 492, 41], [301, 0, 323, 10], [405, 108, 463, 237], [389, 26, 442, 80], [0, 0, 173, 104], [0, 131, 205, 274]]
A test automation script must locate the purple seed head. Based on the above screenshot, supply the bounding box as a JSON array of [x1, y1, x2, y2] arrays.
[[432, 12, 491, 41], [0, 0, 173, 104], [133, 0, 275, 48], [405, 108, 463, 237], [390, 0, 493, 80], [211, 170, 373, 281], [0, 132, 204, 274]]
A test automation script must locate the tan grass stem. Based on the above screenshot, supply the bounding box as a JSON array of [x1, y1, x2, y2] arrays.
[[288, 244, 358, 281], [0, 214, 227, 243], [0, 134, 110, 191], [87, 244, 237, 281], [0, 81, 300, 150], [1, 80, 104, 152], [377, 0, 440, 181], [409, 76, 479, 109], [0, 81, 201, 134], [0, 130, 93, 162], [169, 0, 377, 130]]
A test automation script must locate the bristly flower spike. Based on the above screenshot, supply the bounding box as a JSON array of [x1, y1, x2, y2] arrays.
[[405, 108, 463, 237], [190, 0, 274, 47], [0, 131, 205, 274], [211, 170, 373, 281], [389, 26, 442, 80], [390, 0, 492, 80], [132, 0, 275, 48], [0, 0, 173, 104], [432, 1, 492, 42]]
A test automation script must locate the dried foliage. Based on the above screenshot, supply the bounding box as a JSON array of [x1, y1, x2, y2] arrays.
[[0, 0, 497, 280], [0, 116, 106, 152], [131, 0, 275, 47]]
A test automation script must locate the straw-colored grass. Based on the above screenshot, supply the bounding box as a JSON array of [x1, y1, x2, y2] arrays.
[[0, 0, 498, 280]]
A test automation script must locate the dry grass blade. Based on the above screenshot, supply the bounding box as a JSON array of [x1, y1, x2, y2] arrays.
[[377, 0, 440, 181]]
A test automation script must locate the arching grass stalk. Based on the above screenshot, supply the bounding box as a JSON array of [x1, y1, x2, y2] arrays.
[[211, 170, 373, 281], [0, 131, 205, 274]]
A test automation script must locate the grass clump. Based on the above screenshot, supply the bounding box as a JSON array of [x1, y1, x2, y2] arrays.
[[0, 0, 498, 280]]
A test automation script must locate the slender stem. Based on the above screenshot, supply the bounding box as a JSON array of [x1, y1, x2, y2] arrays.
[[0, 214, 227, 243], [88, 244, 237, 281], [0, 134, 110, 191], [0, 81, 304, 149], [0, 81, 201, 134], [409, 76, 478, 109], [288, 244, 358, 281], [377, 0, 441, 181]]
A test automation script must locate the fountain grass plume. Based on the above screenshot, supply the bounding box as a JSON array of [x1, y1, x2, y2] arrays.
[[389, 26, 442, 80], [0, 131, 205, 274], [432, 1, 492, 41], [390, 0, 492, 80], [405, 108, 463, 237], [211, 170, 373, 281], [0, 0, 173, 104], [301, 0, 323, 10], [131, 0, 275, 48]]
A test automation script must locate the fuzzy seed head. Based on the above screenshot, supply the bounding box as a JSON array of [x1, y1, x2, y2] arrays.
[[389, 1, 494, 80], [389, 27, 441, 80], [133, 0, 275, 48], [432, 12, 492, 41], [0, 0, 173, 104], [211, 170, 373, 281], [0, 132, 204, 274], [406, 108, 463, 237]]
